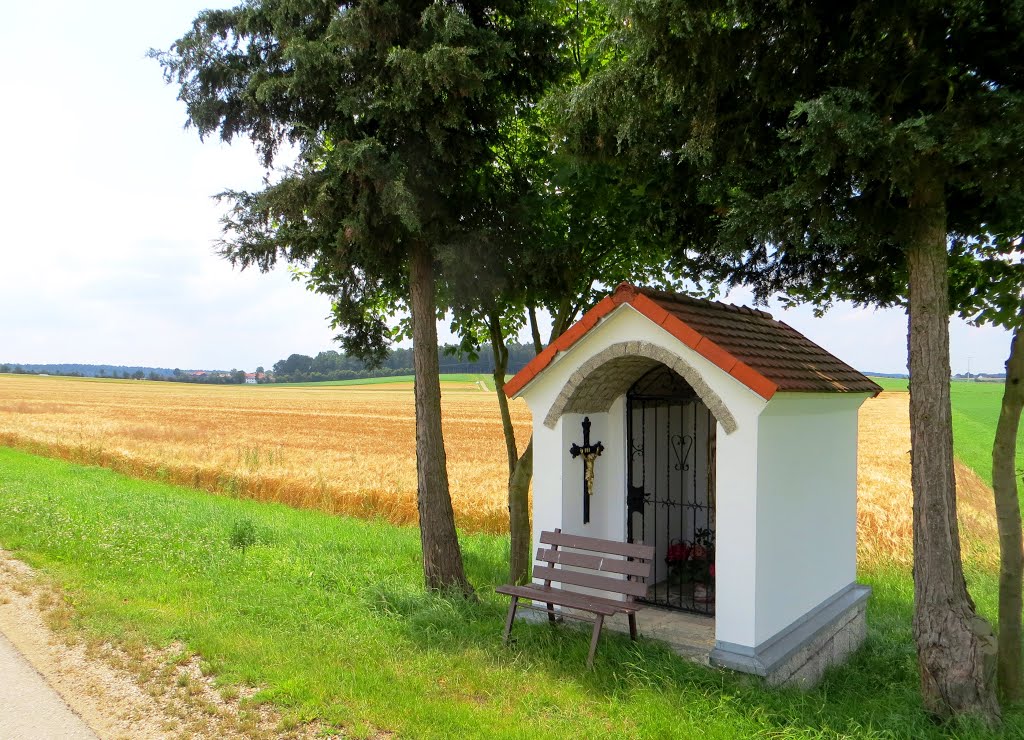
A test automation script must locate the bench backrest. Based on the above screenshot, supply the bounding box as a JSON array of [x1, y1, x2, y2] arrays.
[[535, 529, 654, 601]]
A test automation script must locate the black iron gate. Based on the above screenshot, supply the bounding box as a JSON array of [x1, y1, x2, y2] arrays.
[[626, 365, 716, 615]]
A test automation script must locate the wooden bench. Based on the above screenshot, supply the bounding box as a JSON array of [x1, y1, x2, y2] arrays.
[[496, 529, 655, 667]]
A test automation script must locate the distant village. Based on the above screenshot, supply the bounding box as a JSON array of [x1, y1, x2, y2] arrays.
[[187, 370, 267, 385]]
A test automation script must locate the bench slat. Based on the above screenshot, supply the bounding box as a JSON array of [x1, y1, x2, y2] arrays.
[[495, 584, 620, 616], [536, 548, 652, 578], [541, 530, 654, 561], [533, 563, 648, 598]]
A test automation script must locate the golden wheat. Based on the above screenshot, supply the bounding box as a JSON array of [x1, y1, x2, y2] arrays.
[[857, 390, 997, 568], [0, 375, 531, 534], [0, 376, 999, 567]]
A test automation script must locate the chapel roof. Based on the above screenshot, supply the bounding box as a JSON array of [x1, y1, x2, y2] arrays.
[[504, 283, 882, 401]]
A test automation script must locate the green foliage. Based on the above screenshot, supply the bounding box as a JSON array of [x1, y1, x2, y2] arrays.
[[565, 0, 1024, 309], [445, 0, 727, 367], [267, 344, 533, 383], [154, 0, 562, 363], [1, 447, 1021, 737]]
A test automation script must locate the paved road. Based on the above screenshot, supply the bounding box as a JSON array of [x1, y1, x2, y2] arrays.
[[0, 629, 96, 740]]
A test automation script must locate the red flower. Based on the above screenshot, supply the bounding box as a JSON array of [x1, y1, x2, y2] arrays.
[[666, 542, 690, 563]]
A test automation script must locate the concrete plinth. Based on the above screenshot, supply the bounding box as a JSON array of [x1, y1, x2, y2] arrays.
[[710, 584, 870, 689], [513, 583, 869, 689]]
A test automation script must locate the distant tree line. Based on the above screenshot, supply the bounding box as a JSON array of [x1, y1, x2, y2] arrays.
[[0, 363, 252, 384], [0, 344, 535, 385], [0, 363, 176, 380], [268, 344, 533, 384]]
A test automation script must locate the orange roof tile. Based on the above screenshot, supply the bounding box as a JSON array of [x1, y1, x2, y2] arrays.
[[504, 283, 882, 400]]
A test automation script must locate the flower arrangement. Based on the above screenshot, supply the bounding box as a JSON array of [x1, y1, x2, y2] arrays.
[[665, 529, 715, 597]]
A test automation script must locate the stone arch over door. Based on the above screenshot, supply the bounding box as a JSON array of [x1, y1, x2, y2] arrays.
[[542, 340, 739, 433]]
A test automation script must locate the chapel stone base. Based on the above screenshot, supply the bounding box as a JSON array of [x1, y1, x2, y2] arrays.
[[709, 584, 870, 689]]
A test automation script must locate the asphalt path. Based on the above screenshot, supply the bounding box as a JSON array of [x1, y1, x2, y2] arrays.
[[0, 629, 96, 740]]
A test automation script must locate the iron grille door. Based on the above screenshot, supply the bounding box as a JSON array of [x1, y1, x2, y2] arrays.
[[626, 366, 716, 615]]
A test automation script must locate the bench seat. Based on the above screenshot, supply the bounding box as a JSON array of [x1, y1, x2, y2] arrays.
[[497, 529, 654, 667], [495, 583, 639, 617]]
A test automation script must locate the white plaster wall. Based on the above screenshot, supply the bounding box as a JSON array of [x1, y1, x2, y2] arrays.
[[710, 395, 761, 647], [530, 413, 564, 572], [517, 305, 768, 646], [549, 400, 628, 544], [752, 393, 869, 644]]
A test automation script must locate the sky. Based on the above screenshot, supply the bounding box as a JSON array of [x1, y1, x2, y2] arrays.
[[0, 2, 1014, 375]]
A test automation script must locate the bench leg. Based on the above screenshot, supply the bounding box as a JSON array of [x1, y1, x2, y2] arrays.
[[628, 612, 638, 641], [546, 602, 557, 623], [587, 614, 604, 668], [503, 596, 519, 645]]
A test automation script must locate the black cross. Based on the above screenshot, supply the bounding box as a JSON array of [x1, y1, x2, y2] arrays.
[[570, 416, 604, 524]]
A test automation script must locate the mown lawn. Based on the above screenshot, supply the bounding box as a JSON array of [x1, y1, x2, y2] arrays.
[[0, 448, 1019, 738]]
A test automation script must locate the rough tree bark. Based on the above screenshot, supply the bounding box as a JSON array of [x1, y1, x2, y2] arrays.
[[907, 173, 999, 723], [410, 241, 473, 595], [992, 320, 1024, 703]]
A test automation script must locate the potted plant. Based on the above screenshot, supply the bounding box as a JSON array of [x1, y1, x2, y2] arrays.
[[689, 528, 715, 604]]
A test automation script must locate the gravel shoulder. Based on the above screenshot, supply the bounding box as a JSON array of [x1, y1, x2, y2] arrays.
[[0, 550, 325, 739]]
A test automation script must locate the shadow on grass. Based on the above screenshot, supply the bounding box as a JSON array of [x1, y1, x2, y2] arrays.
[[364, 555, 1020, 740]]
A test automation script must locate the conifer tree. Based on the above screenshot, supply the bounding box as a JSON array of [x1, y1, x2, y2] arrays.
[[156, 0, 558, 593]]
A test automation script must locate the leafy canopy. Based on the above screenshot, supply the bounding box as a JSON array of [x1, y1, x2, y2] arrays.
[[566, 0, 1024, 310], [155, 0, 560, 361]]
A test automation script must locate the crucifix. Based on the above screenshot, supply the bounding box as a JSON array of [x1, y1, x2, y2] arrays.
[[570, 416, 604, 524]]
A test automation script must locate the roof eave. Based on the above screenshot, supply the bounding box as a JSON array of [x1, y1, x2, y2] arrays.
[[503, 283, 782, 401]]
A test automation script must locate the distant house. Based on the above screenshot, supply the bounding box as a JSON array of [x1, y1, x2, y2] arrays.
[[190, 371, 208, 378], [244, 372, 263, 385]]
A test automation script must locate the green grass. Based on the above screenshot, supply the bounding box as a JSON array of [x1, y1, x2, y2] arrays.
[[867, 376, 909, 392], [950, 382, 1024, 490], [0, 448, 1019, 738], [269, 373, 495, 389], [869, 376, 1024, 491]]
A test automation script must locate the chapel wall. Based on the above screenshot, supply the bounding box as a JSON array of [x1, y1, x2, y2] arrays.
[[751, 392, 868, 644]]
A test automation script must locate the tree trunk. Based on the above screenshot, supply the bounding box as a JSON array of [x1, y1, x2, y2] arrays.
[[488, 312, 518, 477], [492, 301, 580, 585], [508, 440, 533, 585], [527, 304, 543, 355], [488, 310, 533, 585], [907, 174, 999, 723], [409, 241, 472, 595], [993, 322, 1024, 703]]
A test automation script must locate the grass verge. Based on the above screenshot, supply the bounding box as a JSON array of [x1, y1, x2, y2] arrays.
[[0, 448, 1020, 738]]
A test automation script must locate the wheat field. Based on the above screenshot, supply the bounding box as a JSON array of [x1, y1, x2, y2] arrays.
[[0, 374, 999, 567], [0, 375, 531, 534]]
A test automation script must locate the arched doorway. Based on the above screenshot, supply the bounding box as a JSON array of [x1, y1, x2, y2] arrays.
[[626, 365, 716, 614]]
